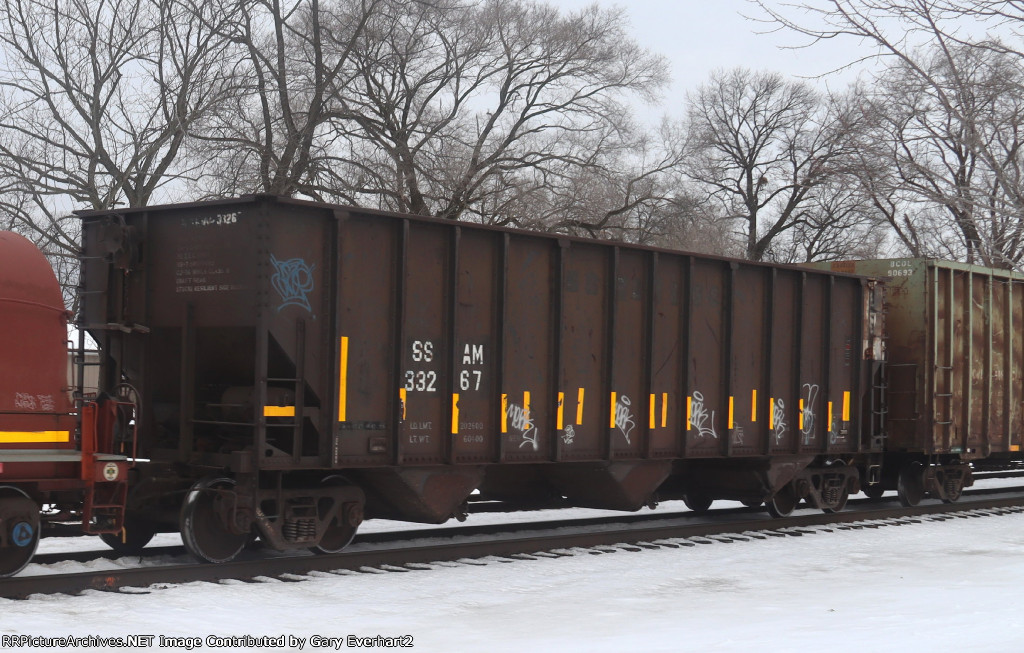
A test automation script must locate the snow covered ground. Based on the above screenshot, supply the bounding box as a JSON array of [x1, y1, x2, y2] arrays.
[[3, 487, 1024, 652]]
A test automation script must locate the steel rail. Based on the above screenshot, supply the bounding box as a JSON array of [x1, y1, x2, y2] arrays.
[[5, 489, 1024, 600], [31, 482, 1023, 566]]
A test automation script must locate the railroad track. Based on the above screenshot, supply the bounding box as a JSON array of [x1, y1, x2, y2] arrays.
[[5, 484, 1024, 600]]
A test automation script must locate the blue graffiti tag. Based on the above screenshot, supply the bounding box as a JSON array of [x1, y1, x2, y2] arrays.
[[270, 254, 316, 313]]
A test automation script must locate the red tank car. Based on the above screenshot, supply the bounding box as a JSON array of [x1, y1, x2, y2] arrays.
[[0, 231, 132, 576]]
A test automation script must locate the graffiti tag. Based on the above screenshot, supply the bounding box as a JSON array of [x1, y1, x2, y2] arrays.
[[270, 254, 316, 313]]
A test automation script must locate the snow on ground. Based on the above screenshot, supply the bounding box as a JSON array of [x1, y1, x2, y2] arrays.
[[4, 484, 1024, 652]]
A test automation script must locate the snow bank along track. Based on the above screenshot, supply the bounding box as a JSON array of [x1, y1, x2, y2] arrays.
[[4, 487, 1024, 600]]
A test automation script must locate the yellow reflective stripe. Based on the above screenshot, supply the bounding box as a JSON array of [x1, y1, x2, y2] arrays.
[[686, 396, 692, 431], [557, 392, 565, 430], [451, 393, 459, 434], [501, 394, 508, 433], [338, 336, 349, 422], [609, 392, 617, 428], [576, 387, 585, 425], [0, 431, 70, 443], [828, 401, 833, 430], [661, 393, 668, 428], [751, 389, 757, 422], [843, 391, 851, 421], [400, 387, 407, 420], [263, 406, 295, 417], [799, 399, 804, 431], [523, 391, 531, 429], [769, 398, 775, 429], [728, 396, 734, 429], [649, 394, 656, 429]]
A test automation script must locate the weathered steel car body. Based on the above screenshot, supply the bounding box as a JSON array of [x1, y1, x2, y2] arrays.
[[79, 195, 886, 561], [818, 258, 1024, 504]]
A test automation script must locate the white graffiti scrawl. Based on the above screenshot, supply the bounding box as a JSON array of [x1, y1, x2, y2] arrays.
[[773, 399, 787, 444], [689, 391, 717, 439], [614, 395, 637, 445], [561, 424, 575, 445], [507, 403, 539, 451], [801, 383, 819, 445]]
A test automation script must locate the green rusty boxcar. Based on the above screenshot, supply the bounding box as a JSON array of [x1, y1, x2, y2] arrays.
[[813, 258, 1024, 506]]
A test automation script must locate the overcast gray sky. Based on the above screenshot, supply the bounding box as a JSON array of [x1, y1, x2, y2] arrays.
[[552, 0, 875, 118]]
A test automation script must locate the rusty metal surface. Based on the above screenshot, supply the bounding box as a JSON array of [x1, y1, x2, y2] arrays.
[[79, 196, 882, 521], [817, 259, 1024, 458]]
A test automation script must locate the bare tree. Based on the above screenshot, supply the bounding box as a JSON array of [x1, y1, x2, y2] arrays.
[[193, 0, 385, 198], [758, 0, 1024, 267], [0, 0, 232, 301], [682, 68, 859, 262], [843, 43, 1024, 265], [317, 0, 669, 222]]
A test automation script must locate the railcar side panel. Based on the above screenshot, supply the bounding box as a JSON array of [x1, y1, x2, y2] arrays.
[[397, 221, 449, 465], [686, 258, 727, 457], [828, 279, 864, 454], [610, 248, 648, 459], [767, 269, 799, 455], [648, 254, 684, 458], [335, 214, 397, 466], [451, 228, 500, 464], [501, 235, 555, 462], [729, 265, 768, 457], [559, 243, 609, 461]]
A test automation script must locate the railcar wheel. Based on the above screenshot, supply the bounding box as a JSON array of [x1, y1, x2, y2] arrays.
[[682, 492, 713, 514], [741, 499, 762, 508], [940, 479, 964, 504], [180, 477, 249, 564], [100, 518, 158, 555], [897, 462, 926, 507], [312, 476, 362, 555], [862, 485, 885, 500], [766, 485, 798, 519], [0, 487, 40, 577], [821, 487, 850, 513]]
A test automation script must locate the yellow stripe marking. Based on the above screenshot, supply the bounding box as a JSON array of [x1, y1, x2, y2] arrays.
[[661, 393, 668, 428], [263, 406, 295, 417], [769, 398, 774, 429], [609, 392, 617, 428], [686, 396, 692, 430], [843, 391, 851, 421], [799, 399, 804, 431], [1012, 444, 1021, 452], [649, 394, 656, 429], [557, 392, 565, 430], [523, 391, 531, 429], [501, 394, 508, 433], [338, 336, 349, 422], [751, 389, 757, 422], [828, 401, 833, 431], [728, 396, 734, 429], [576, 388, 585, 425], [400, 388, 407, 420], [451, 393, 459, 434], [0, 431, 70, 443]]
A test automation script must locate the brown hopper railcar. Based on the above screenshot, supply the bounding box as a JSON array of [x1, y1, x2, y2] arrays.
[[78, 195, 885, 563]]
